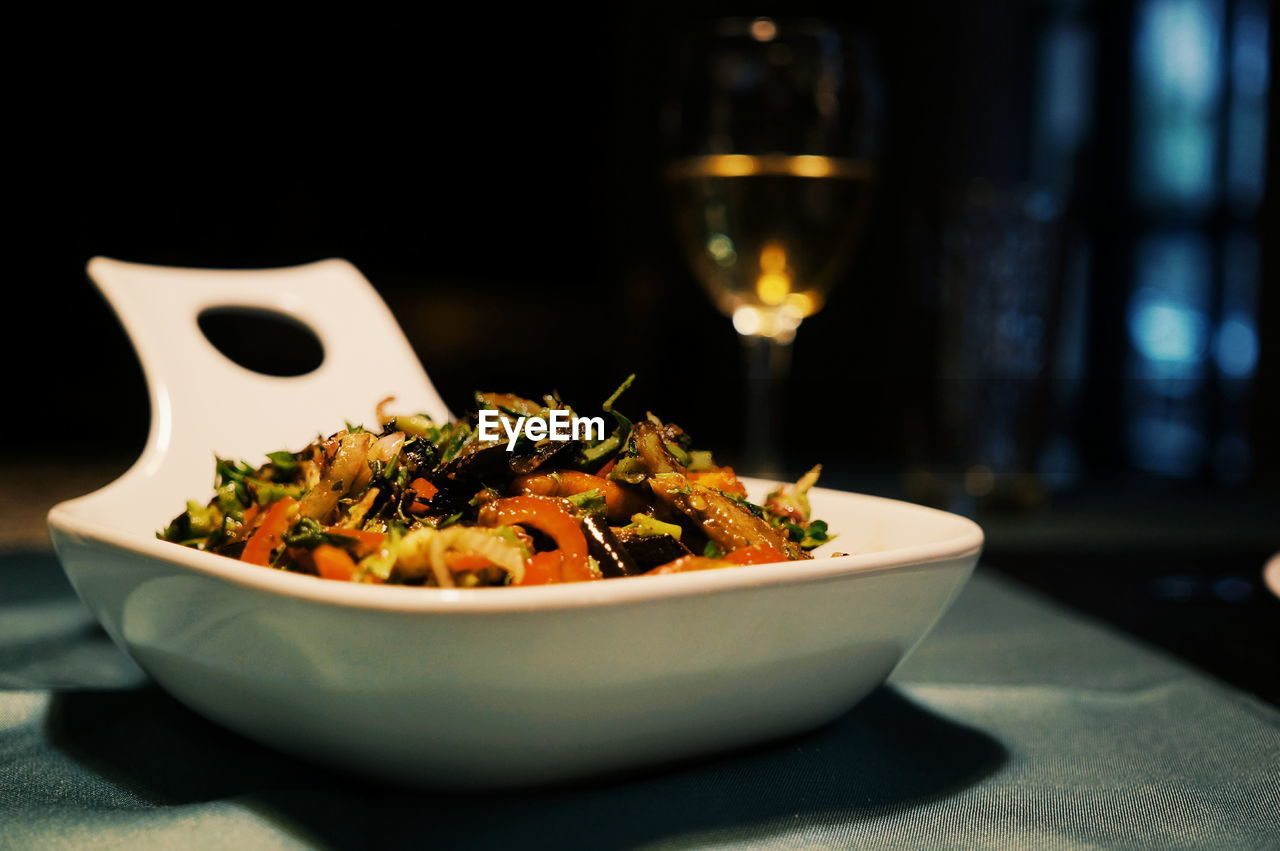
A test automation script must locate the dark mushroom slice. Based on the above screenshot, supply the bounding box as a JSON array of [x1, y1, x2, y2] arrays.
[[629, 422, 686, 475], [437, 440, 511, 483], [581, 515, 643, 577], [211, 539, 247, 559], [398, 436, 440, 476], [509, 439, 582, 475], [648, 474, 809, 560], [612, 528, 691, 572]]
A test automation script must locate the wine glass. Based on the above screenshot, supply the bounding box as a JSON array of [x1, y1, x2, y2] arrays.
[[665, 17, 880, 477]]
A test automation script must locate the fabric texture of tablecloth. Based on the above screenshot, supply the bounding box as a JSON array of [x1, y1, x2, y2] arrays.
[[1, 552, 1277, 850]]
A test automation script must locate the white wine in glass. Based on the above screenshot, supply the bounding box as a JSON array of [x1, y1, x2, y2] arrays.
[[668, 153, 874, 342], [666, 19, 880, 476]]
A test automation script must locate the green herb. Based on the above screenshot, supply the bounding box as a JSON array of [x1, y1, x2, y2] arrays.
[[265, 450, 298, 475], [185, 500, 222, 537], [664, 442, 691, 467], [358, 524, 401, 582], [685, 450, 714, 472], [602, 374, 635, 419], [438, 423, 473, 463], [702, 541, 725, 558], [211, 482, 245, 518], [608, 455, 648, 485], [583, 375, 635, 466], [214, 457, 253, 486], [621, 513, 683, 540], [565, 488, 606, 515], [395, 414, 437, 440], [581, 434, 620, 463], [394, 464, 412, 489], [252, 480, 302, 505], [798, 519, 833, 549], [283, 518, 351, 549], [722, 492, 767, 519], [214, 457, 254, 504]]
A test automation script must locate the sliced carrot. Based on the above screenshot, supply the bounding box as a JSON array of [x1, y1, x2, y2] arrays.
[[409, 477, 438, 513], [323, 526, 386, 558], [240, 497, 298, 565], [595, 458, 617, 477], [231, 503, 262, 543], [313, 544, 358, 581], [690, 467, 748, 499], [723, 544, 790, 565]]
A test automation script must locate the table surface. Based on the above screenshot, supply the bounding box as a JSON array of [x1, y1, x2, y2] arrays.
[[1, 551, 1277, 850]]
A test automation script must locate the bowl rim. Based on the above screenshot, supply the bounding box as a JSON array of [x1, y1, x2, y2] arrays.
[[48, 484, 983, 614]]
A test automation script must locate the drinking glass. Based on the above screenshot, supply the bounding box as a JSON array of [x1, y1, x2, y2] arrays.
[[666, 17, 880, 476]]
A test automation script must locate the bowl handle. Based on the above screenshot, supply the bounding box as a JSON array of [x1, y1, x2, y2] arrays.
[[87, 256, 450, 485]]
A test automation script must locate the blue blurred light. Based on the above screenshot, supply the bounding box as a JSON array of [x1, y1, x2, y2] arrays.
[[1143, 0, 1220, 103], [1215, 313, 1259, 378], [1129, 415, 1206, 476], [1129, 233, 1212, 381], [1227, 0, 1270, 206], [1231, 0, 1269, 100], [1133, 0, 1224, 207], [1129, 289, 1209, 365]]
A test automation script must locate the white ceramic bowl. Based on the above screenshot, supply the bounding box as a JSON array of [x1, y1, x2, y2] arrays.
[[49, 257, 982, 788]]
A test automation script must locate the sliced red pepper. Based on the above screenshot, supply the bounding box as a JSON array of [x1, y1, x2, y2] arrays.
[[516, 550, 599, 585], [560, 553, 599, 582], [517, 551, 563, 585], [595, 458, 617, 477], [240, 497, 298, 565], [510, 471, 646, 522], [486, 496, 589, 559]]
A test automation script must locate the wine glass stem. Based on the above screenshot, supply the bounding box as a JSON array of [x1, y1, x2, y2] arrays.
[[740, 332, 793, 479]]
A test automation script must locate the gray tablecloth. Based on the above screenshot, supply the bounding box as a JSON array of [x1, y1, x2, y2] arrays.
[[1, 552, 1276, 850]]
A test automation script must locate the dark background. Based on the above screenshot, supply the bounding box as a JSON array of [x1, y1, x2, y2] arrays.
[[9, 3, 1279, 701]]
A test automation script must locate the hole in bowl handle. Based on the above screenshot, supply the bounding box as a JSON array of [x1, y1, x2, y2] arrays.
[[87, 256, 450, 479]]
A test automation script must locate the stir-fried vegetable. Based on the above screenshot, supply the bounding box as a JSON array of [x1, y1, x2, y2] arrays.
[[159, 377, 837, 586]]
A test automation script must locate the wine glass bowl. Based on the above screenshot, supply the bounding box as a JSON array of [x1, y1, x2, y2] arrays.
[[667, 152, 874, 344], [665, 18, 880, 474]]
